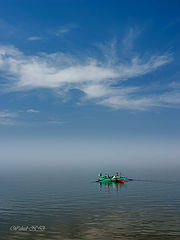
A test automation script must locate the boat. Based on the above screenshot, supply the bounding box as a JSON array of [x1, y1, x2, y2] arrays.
[[97, 172, 133, 183], [97, 176, 125, 183]]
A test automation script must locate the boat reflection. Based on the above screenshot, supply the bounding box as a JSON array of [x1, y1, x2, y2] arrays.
[[98, 181, 126, 191]]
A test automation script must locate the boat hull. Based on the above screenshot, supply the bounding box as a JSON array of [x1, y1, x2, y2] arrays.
[[97, 177, 125, 183]]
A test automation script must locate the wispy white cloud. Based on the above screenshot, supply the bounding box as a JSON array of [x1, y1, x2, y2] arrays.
[[54, 24, 78, 36], [48, 120, 66, 125], [27, 24, 78, 41], [0, 111, 17, 125], [169, 81, 180, 89], [0, 43, 176, 110], [55, 28, 70, 36], [27, 36, 44, 41], [26, 109, 40, 113], [122, 27, 141, 53]]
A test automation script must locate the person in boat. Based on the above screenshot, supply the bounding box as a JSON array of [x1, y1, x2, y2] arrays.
[[105, 172, 109, 178], [112, 172, 120, 179]]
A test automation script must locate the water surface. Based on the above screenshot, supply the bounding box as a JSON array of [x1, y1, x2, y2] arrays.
[[0, 168, 179, 240]]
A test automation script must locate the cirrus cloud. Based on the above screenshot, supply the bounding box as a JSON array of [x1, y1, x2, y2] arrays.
[[0, 44, 177, 110], [0, 111, 17, 125], [26, 109, 40, 113]]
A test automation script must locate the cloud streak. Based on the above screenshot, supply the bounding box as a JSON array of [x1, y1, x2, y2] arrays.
[[26, 109, 40, 113], [0, 44, 177, 110], [54, 24, 78, 36], [48, 120, 66, 125], [0, 111, 17, 125], [27, 36, 44, 41]]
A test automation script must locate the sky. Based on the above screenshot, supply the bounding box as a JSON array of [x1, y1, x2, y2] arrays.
[[0, 0, 180, 169]]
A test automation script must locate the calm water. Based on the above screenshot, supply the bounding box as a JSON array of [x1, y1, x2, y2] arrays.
[[0, 168, 180, 240]]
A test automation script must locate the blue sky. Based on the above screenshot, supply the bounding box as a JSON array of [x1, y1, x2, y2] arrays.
[[0, 0, 180, 168]]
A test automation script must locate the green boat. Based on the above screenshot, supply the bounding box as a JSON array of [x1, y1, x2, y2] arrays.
[[97, 176, 125, 183]]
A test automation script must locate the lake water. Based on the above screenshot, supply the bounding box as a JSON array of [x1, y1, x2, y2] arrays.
[[0, 168, 180, 240]]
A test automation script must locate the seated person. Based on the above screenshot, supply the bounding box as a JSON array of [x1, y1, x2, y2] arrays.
[[113, 172, 120, 178]]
